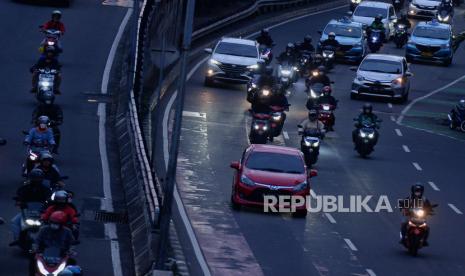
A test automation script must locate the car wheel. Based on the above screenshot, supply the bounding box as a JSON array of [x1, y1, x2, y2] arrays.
[[204, 76, 214, 87], [398, 92, 409, 104], [350, 93, 358, 100], [231, 195, 241, 211], [292, 209, 307, 218]]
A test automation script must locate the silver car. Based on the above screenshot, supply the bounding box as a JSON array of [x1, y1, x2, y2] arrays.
[[350, 54, 413, 103]]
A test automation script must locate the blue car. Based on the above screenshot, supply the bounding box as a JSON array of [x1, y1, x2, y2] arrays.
[[319, 18, 366, 63], [406, 20, 453, 66]]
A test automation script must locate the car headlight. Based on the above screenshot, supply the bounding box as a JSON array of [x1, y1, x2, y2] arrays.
[[247, 64, 259, 70], [25, 219, 41, 226], [356, 75, 364, 82], [391, 77, 403, 87], [310, 89, 318, 98], [312, 71, 319, 77], [241, 174, 256, 187], [281, 70, 291, 76], [209, 59, 221, 65], [293, 180, 308, 192]]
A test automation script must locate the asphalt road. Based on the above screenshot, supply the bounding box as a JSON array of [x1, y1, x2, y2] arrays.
[[0, 0, 130, 275], [159, 4, 465, 276]]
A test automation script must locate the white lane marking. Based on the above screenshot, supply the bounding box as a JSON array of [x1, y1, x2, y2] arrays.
[[366, 268, 377, 276], [183, 111, 206, 118], [324, 213, 336, 224], [395, 129, 403, 136], [387, 103, 393, 108], [448, 203, 463, 215], [412, 162, 422, 171], [428, 181, 440, 191], [310, 189, 317, 199], [343, 238, 358, 251], [397, 74, 465, 124], [99, 7, 132, 276], [283, 131, 289, 139], [390, 115, 396, 122], [402, 145, 410, 153]]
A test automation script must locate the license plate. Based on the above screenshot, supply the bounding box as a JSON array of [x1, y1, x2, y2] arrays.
[[370, 87, 382, 92], [309, 148, 313, 152], [364, 139, 369, 143], [421, 52, 433, 57]]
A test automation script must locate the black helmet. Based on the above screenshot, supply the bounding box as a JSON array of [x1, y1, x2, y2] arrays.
[[264, 66, 273, 76], [375, 14, 383, 22], [304, 35, 312, 43], [29, 168, 45, 182], [411, 184, 424, 198], [261, 29, 269, 36], [362, 103, 372, 114], [308, 109, 318, 121], [317, 65, 326, 74], [457, 99, 465, 110], [40, 152, 54, 163]]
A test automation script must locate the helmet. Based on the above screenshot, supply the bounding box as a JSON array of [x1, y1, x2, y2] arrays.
[[67, 265, 82, 275], [58, 269, 73, 276], [286, 42, 294, 51], [53, 190, 68, 204], [362, 103, 372, 114], [40, 152, 54, 163], [411, 184, 424, 198], [457, 99, 465, 110], [317, 65, 326, 74], [322, 86, 332, 95], [49, 210, 67, 225], [52, 10, 62, 19], [37, 115, 50, 130], [264, 66, 273, 76], [261, 29, 269, 36], [304, 35, 312, 43], [308, 109, 318, 121], [375, 14, 383, 22], [29, 168, 44, 182], [328, 32, 336, 39]]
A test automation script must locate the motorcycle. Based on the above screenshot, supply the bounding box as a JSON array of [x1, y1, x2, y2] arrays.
[[39, 29, 62, 54], [368, 29, 383, 53], [353, 120, 380, 157], [401, 207, 430, 256], [269, 105, 289, 137], [17, 202, 43, 252], [318, 103, 337, 131], [350, 0, 362, 11], [36, 68, 59, 103], [259, 44, 274, 65], [298, 50, 313, 77], [22, 146, 52, 176], [34, 246, 70, 276], [321, 46, 336, 70], [394, 24, 408, 49], [249, 112, 271, 144], [437, 9, 453, 24], [298, 127, 323, 167], [278, 61, 296, 91], [448, 108, 465, 131]]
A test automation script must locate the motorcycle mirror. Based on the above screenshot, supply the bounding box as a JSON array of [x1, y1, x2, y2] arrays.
[[406, 71, 413, 77], [297, 124, 303, 128], [349, 66, 358, 71], [0, 138, 6, 146], [204, 48, 213, 54], [309, 169, 318, 178], [230, 161, 240, 170]]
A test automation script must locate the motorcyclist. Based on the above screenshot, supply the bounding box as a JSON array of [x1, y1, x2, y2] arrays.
[[298, 35, 316, 52], [307, 65, 331, 87], [34, 152, 64, 188], [399, 184, 434, 246], [320, 32, 340, 49], [277, 43, 298, 65], [352, 103, 379, 142], [395, 14, 412, 29], [298, 109, 325, 137], [24, 116, 56, 149], [251, 66, 277, 113], [256, 29, 274, 47], [367, 15, 386, 41], [41, 10, 66, 34], [438, 0, 454, 15], [451, 99, 465, 116], [270, 83, 289, 108], [32, 211, 75, 254], [30, 49, 62, 94], [32, 94, 63, 153], [9, 169, 51, 246], [41, 191, 79, 240]]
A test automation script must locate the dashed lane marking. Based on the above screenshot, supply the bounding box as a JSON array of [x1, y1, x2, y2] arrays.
[[366, 269, 377, 276], [395, 129, 403, 136], [183, 111, 206, 119], [283, 131, 290, 139], [428, 181, 440, 191], [343, 238, 358, 251], [390, 115, 396, 122], [412, 162, 422, 171], [448, 203, 463, 215], [324, 213, 336, 224], [402, 145, 410, 153]]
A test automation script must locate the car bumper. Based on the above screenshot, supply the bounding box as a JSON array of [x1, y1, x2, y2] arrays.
[[206, 65, 252, 84], [232, 182, 309, 210], [336, 49, 364, 62], [406, 48, 452, 63], [408, 5, 437, 17], [351, 82, 407, 98]]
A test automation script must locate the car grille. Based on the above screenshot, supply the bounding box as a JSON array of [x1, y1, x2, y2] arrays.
[[416, 44, 441, 53], [246, 188, 293, 202], [339, 44, 353, 51], [360, 81, 393, 95], [218, 63, 248, 75]]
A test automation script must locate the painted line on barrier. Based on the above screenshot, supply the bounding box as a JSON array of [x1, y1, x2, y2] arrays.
[[428, 181, 440, 191], [183, 111, 207, 118], [448, 203, 463, 215], [395, 129, 403, 136], [412, 162, 422, 171], [99, 6, 132, 276], [343, 238, 358, 251], [402, 145, 410, 153]]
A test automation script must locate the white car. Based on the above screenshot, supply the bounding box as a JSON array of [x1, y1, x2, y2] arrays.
[[408, 0, 441, 18], [204, 37, 261, 86], [351, 1, 397, 39], [350, 54, 413, 103]]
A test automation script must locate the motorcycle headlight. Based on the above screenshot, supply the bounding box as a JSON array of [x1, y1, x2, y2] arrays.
[[359, 131, 367, 138], [262, 89, 270, 96], [247, 64, 259, 70], [281, 70, 291, 76], [30, 152, 38, 161], [293, 180, 308, 192], [272, 113, 281, 121], [304, 140, 311, 146], [310, 89, 318, 98], [25, 219, 41, 226], [240, 174, 256, 187], [40, 81, 51, 87], [47, 41, 54, 46], [414, 209, 425, 218], [311, 140, 320, 147], [252, 83, 257, 88], [322, 105, 330, 111], [312, 71, 319, 77], [263, 125, 268, 131], [351, 0, 361, 3], [293, 66, 299, 71], [368, 132, 375, 139], [209, 59, 221, 65], [253, 124, 260, 130]]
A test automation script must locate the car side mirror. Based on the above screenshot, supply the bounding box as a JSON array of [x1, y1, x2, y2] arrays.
[[204, 48, 213, 54], [406, 71, 413, 77], [0, 138, 6, 146], [230, 161, 240, 170], [349, 66, 358, 71], [309, 169, 318, 178]]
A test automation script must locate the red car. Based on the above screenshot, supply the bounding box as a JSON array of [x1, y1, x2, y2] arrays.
[[230, 144, 317, 217]]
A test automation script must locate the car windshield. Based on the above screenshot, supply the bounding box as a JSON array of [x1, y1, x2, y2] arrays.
[[246, 152, 304, 174], [354, 6, 387, 18], [359, 59, 402, 74], [215, 42, 258, 58], [324, 24, 362, 38], [413, 26, 449, 40]]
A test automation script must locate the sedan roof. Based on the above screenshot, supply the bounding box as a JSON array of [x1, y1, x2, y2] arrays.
[[364, 54, 404, 63]]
